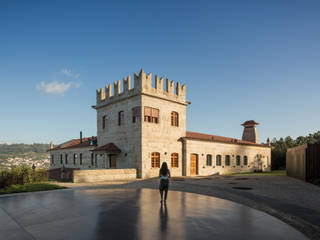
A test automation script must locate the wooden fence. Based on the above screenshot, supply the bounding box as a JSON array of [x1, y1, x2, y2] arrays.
[[287, 143, 320, 183]]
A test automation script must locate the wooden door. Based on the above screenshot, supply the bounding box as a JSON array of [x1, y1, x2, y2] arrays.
[[190, 154, 198, 175], [109, 155, 116, 169]]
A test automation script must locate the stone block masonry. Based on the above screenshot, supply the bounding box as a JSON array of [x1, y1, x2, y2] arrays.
[[73, 168, 137, 183]]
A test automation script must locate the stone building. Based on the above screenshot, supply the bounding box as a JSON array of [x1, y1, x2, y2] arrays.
[[49, 69, 271, 179]]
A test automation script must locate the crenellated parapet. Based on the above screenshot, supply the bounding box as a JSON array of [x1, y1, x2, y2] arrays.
[[95, 69, 187, 106]]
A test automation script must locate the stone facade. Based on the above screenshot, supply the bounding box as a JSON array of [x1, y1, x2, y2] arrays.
[[73, 169, 137, 183], [50, 146, 96, 169], [49, 69, 271, 180], [183, 140, 270, 176]]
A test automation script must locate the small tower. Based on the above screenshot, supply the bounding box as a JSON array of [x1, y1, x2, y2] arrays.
[[241, 120, 259, 144]]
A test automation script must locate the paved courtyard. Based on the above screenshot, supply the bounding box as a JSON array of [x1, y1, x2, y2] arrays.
[[0, 188, 308, 240], [56, 174, 320, 240]]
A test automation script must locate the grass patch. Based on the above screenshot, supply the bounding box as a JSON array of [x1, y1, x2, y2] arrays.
[[0, 182, 66, 195], [228, 170, 286, 176]]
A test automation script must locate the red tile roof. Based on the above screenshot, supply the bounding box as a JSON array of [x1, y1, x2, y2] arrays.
[[49, 137, 97, 151], [92, 143, 121, 153], [184, 131, 269, 147], [241, 120, 259, 126]]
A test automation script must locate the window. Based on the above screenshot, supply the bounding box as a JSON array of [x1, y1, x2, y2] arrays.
[[225, 155, 230, 166], [95, 154, 97, 167], [51, 155, 54, 165], [236, 155, 241, 166], [73, 154, 76, 165], [216, 155, 221, 166], [91, 153, 94, 166], [171, 111, 179, 126], [118, 111, 124, 126], [60, 154, 63, 164], [144, 107, 159, 124], [171, 153, 179, 168], [151, 152, 160, 168], [244, 156, 248, 165], [206, 154, 212, 166], [65, 154, 68, 164], [80, 153, 83, 165], [102, 115, 107, 129], [132, 106, 141, 123]]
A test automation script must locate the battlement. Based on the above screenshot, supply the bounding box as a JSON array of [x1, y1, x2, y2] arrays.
[[95, 69, 186, 106]]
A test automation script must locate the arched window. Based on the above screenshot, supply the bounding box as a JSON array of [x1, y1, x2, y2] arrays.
[[51, 155, 54, 165], [151, 152, 160, 168], [60, 154, 63, 164], [206, 154, 212, 166], [244, 156, 248, 165], [171, 111, 179, 126], [225, 155, 230, 166], [73, 154, 76, 165], [80, 153, 83, 165], [171, 153, 179, 168], [118, 111, 124, 126], [216, 155, 222, 166], [236, 155, 241, 166]]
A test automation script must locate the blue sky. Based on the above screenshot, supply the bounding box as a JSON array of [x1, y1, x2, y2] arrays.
[[1, 0, 320, 144]]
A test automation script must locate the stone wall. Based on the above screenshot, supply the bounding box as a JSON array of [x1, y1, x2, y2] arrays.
[[141, 94, 187, 178], [50, 146, 96, 169], [48, 167, 79, 181], [184, 139, 271, 176], [96, 95, 142, 171], [73, 168, 137, 183]]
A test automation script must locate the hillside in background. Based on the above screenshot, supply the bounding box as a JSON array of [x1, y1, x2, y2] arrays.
[[0, 144, 50, 169]]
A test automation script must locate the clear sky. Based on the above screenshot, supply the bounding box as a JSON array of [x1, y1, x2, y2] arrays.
[[1, 0, 320, 144]]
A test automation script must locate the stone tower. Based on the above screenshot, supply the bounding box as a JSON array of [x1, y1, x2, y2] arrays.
[[241, 120, 259, 144], [93, 69, 188, 178]]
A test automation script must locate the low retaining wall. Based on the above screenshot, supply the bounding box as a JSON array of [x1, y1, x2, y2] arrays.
[[73, 168, 137, 183], [49, 168, 79, 181]]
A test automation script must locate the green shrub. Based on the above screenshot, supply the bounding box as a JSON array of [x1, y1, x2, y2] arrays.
[[0, 166, 48, 189], [0, 183, 66, 194]]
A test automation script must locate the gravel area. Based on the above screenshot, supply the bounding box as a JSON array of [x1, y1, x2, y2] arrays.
[[56, 175, 320, 240]]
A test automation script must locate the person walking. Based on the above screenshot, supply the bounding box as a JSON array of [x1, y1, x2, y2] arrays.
[[159, 162, 170, 203]]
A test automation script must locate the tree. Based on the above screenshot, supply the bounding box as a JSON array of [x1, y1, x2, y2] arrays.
[[271, 131, 320, 170]]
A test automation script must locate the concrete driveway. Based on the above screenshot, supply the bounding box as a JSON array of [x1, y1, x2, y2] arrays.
[[0, 187, 309, 240], [54, 174, 320, 240]]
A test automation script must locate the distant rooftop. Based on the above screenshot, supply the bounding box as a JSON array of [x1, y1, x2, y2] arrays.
[[49, 137, 97, 151]]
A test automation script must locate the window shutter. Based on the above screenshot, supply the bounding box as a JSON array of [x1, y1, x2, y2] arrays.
[[151, 108, 159, 117], [144, 106, 151, 116]]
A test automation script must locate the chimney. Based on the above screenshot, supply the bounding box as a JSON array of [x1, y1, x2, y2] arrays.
[[266, 138, 271, 147], [50, 141, 54, 149], [241, 120, 259, 144], [80, 131, 82, 144]]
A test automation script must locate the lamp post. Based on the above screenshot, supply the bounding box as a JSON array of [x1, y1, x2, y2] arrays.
[[32, 164, 36, 182]]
